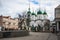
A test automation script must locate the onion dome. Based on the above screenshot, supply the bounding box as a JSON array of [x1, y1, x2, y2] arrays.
[[31, 12, 37, 16], [43, 11, 47, 15], [27, 8, 31, 13], [37, 10, 42, 14], [32, 12, 35, 15]]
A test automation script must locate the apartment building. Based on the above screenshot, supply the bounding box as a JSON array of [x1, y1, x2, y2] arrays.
[[0, 15, 18, 31], [55, 5, 60, 31]]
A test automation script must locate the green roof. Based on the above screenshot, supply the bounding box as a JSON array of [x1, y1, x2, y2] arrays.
[[32, 12, 35, 15], [43, 11, 47, 15], [31, 12, 37, 16], [27, 11, 31, 13], [27, 8, 31, 13], [37, 10, 42, 14]]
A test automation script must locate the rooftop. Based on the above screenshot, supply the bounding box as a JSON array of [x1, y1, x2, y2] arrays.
[[0, 15, 18, 20], [56, 5, 60, 8], [37, 10, 42, 14]]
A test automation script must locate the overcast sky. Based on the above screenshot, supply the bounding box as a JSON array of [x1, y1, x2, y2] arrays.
[[0, 0, 60, 21]]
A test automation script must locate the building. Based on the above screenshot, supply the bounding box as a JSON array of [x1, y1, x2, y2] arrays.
[[26, 8, 50, 31], [55, 5, 60, 31], [0, 15, 18, 31], [18, 1, 50, 31], [27, 10, 47, 26], [50, 21, 56, 26], [24, 0, 50, 31]]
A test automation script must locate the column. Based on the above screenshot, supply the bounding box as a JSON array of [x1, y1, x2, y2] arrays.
[[57, 22, 59, 31]]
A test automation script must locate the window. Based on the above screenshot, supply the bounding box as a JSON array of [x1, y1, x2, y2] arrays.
[[3, 22, 5, 24], [6, 22, 9, 24], [56, 9, 60, 14], [13, 23, 15, 25], [8, 22, 11, 25]]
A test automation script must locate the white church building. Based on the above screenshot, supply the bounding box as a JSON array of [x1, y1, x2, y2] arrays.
[[22, 0, 51, 31], [30, 10, 48, 27], [26, 7, 49, 31]]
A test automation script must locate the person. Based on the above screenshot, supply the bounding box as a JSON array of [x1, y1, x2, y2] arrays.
[[50, 26, 53, 32], [53, 27, 55, 33]]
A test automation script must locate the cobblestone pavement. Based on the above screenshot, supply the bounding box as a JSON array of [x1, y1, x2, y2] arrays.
[[0, 32, 57, 40]]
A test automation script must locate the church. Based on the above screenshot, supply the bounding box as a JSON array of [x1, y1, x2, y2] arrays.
[[19, 1, 50, 31], [26, 7, 49, 31]]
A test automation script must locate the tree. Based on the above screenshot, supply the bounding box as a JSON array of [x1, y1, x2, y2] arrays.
[[18, 14, 25, 30], [18, 11, 27, 30], [44, 20, 50, 30]]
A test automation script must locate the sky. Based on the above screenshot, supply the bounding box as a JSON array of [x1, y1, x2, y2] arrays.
[[0, 0, 60, 21]]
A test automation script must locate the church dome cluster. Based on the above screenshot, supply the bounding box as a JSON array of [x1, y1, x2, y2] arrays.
[[27, 9, 47, 17], [26, 1, 49, 31], [26, 4, 48, 27]]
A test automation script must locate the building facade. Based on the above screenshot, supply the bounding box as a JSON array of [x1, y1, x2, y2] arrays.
[[29, 10, 47, 27], [26, 8, 50, 31], [55, 5, 60, 31], [0, 16, 18, 31]]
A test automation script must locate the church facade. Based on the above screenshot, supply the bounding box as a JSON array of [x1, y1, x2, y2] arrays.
[[30, 10, 47, 27], [26, 8, 48, 31]]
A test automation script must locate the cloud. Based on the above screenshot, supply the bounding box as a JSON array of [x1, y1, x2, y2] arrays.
[[29, 0, 39, 4], [0, 0, 60, 21], [0, 0, 29, 17]]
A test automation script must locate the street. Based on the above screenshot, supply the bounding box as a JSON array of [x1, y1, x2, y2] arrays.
[[0, 32, 57, 40]]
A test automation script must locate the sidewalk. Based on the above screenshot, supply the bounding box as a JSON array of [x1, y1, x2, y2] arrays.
[[47, 33, 57, 40], [0, 32, 57, 40], [56, 32, 60, 40]]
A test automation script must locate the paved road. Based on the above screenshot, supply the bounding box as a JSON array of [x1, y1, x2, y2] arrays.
[[57, 32, 60, 40], [0, 32, 57, 40]]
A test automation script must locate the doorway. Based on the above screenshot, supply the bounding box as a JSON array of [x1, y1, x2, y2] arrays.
[[59, 22, 60, 30]]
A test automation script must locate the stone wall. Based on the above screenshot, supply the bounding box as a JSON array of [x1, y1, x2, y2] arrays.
[[0, 30, 29, 38]]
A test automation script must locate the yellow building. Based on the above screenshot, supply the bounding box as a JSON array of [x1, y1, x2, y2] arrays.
[[0, 15, 18, 30]]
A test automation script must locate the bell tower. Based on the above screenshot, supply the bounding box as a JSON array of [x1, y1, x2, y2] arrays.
[[26, 0, 31, 27]]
